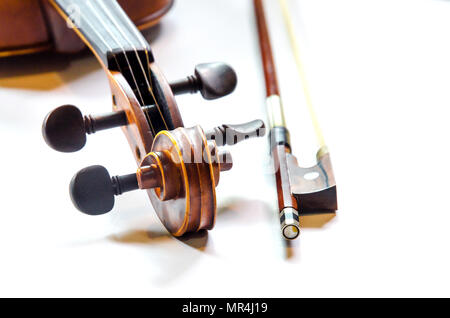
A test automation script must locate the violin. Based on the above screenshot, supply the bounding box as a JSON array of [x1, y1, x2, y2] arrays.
[[0, 0, 173, 57], [41, 0, 265, 237]]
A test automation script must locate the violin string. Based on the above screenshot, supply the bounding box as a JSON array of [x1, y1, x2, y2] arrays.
[[85, 0, 156, 136], [66, 0, 154, 135], [62, 1, 122, 86], [84, 1, 145, 107], [278, 0, 326, 148], [96, 0, 169, 132], [108, 0, 171, 131], [89, 0, 156, 135]]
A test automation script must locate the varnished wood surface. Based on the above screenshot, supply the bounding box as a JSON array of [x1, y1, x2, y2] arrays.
[[0, 0, 49, 56], [0, 0, 173, 57], [145, 126, 218, 237], [253, 0, 279, 97]]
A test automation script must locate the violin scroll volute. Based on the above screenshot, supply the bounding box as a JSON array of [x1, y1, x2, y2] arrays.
[[69, 121, 265, 236]]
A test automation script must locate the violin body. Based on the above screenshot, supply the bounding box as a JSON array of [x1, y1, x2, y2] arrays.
[[0, 0, 173, 57]]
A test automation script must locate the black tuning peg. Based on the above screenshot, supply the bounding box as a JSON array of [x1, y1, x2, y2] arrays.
[[70, 165, 139, 215], [42, 105, 128, 153], [205, 119, 266, 146], [170, 62, 237, 100]]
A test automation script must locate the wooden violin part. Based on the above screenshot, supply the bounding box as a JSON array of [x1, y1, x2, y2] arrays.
[[41, 0, 264, 236], [0, 0, 173, 57]]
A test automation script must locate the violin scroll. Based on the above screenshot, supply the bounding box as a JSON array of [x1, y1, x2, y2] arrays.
[[69, 120, 265, 236]]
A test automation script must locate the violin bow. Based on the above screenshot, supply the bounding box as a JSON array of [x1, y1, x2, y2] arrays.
[[254, 0, 337, 240]]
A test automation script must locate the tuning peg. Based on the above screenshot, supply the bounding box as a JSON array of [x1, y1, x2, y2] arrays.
[[70, 164, 162, 216], [205, 119, 266, 146], [70, 165, 137, 215], [170, 62, 237, 100], [42, 105, 128, 153]]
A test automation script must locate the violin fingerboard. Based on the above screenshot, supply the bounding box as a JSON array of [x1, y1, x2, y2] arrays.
[[51, 0, 153, 65]]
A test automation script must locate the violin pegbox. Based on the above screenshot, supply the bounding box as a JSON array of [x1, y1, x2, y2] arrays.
[[42, 62, 237, 154], [69, 120, 265, 236], [41, 60, 247, 237]]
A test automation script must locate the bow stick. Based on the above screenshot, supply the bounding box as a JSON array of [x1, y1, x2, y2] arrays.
[[253, 0, 337, 240]]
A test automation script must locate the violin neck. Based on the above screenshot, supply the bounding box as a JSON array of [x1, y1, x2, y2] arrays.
[[51, 0, 154, 67]]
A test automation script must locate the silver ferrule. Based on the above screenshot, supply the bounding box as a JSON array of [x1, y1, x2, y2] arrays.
[[280, 207, 300, 240]]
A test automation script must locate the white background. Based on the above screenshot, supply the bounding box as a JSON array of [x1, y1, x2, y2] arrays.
[[1, 0, 450, 297]]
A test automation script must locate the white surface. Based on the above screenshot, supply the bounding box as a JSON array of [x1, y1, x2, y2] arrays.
[[1, 0, 450, 297]]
